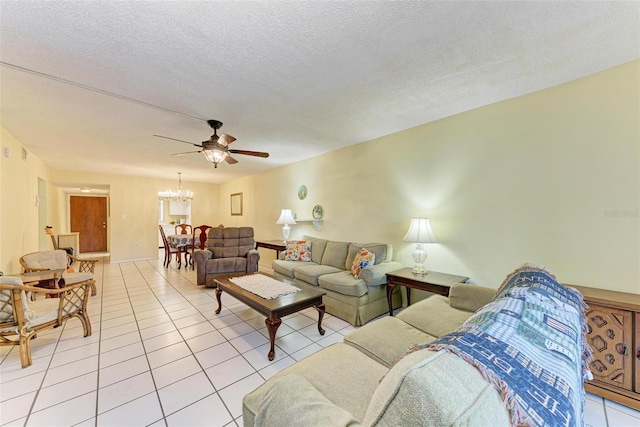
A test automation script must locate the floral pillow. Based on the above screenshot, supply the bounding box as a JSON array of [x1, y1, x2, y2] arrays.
[[351, 248, 375, 278], [284, 240, 312, 262]]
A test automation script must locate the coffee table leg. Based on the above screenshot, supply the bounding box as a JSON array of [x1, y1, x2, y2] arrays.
[[215, 286, 223, 314], [315, 303, 325, 335], [265, 314, 282, 361]]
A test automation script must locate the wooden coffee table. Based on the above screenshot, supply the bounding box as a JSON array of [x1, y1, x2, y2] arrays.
[[214, 274, 326, 361]]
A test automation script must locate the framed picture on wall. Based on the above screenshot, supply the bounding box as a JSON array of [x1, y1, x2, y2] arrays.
[[230, 192, 243, 216]]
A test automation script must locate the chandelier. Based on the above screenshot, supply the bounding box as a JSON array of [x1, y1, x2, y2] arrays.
[[161, 172, 193, 201]]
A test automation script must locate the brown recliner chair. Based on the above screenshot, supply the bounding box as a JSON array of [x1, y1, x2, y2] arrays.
[[192, 226, 260, 287]]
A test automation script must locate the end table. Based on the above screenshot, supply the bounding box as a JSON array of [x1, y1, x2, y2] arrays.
[[255, 240, 287, 258], [386, 268, 469, 316], [18, 269, 66, 298]]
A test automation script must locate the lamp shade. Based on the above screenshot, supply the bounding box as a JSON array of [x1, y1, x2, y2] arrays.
[[276, 209, 297, 225], [403, 218, 437, 243]]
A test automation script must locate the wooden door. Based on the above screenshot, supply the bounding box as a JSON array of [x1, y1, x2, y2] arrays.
[[70, 196, 108, 253]]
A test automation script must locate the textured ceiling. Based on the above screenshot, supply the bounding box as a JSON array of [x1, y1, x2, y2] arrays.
[[1, 1, 638, 185]]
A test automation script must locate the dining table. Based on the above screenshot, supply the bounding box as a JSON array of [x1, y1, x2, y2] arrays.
[[167, 234, 193, 268]]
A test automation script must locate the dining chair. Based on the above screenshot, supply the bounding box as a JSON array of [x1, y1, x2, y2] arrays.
[[175, 224, 192, 235], [159, 225, 181, 268], [187, 225, 212, 270]]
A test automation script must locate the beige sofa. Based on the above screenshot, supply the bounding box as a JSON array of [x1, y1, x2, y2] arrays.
[[271, 235, 403, 326], [245, 265, 592, 426], [243, 283, 511, 426]]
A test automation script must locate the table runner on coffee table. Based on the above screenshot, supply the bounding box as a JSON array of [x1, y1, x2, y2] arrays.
[[230, 274, 301, 300]]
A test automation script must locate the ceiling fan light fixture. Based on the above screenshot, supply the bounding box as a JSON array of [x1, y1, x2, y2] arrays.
[[156, 119, 269, 168], [202, 149, 228, 168]]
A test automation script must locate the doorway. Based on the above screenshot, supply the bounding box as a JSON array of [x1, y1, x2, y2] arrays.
[[70, 195, 108, 253]]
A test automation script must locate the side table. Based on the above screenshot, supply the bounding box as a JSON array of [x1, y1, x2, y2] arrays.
[[18, 269, 66, 298], [386, 268, 469, 316], [255, 240, 287, 258]]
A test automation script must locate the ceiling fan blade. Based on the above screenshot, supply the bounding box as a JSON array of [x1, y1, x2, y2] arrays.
[[229, 149, 270, 158], [225, 155, 239, 164], [172, 150, 202, 156], [153, 134, 203, 148], [218, 133, 236, 146]]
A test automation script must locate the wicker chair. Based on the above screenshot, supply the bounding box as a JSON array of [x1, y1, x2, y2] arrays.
[[19, 250, 98, 296], [0, 275, 92, 368]]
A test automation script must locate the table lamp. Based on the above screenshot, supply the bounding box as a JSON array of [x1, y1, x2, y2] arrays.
[[276, 209, 297, 244], [403, 218, 438, 275]]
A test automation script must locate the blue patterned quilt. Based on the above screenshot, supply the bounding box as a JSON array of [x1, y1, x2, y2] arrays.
[[426, 265, 593, 427]]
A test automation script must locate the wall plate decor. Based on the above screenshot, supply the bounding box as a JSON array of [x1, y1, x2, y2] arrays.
[[298, 185, 307, 200], [312, 204, 323, 219]]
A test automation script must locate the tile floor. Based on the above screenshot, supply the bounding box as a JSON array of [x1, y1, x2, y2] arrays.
[[1, 254, 639, 426]]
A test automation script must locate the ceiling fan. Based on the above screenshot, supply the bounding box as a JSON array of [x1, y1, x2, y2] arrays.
[[154, 120, 269, 168]]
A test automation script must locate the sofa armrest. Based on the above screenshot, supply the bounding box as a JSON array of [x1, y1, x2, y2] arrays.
[[193, 249, 213, 264], [448, 283, 496, 312], [359, 261, 404, 286], [246, 249, 260, 274], [193, 249, 213, 286], [255, 374, 361, 427]]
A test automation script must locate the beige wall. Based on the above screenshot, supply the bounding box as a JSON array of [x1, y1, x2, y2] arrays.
[[2, 61, 638, 293], [0, 128, 52, 274], [47, 170, 221, 262], [220, 60, 640, 293], [0, 150, 220, 270]]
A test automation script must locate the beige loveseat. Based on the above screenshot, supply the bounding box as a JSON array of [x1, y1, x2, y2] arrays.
[[193, 226, 260, 287], [243, 283, 511, 426], [271, 236, 403, 326]]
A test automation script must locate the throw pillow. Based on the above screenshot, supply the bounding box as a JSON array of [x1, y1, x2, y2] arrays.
[[284, 240, 312, 262], [351, 248, 375, 278]]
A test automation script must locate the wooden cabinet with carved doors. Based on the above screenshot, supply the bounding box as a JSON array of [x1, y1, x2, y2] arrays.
[[571, 285, 640, 410]]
